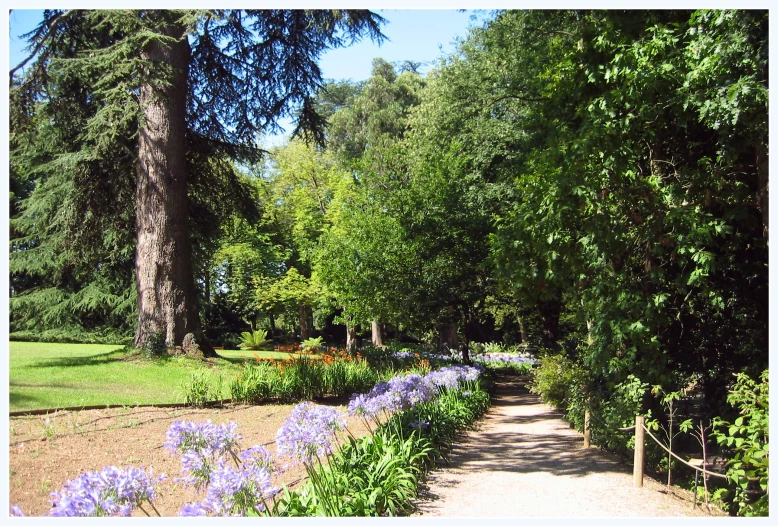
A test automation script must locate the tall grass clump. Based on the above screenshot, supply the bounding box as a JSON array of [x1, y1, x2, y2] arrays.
[[225, 352, 381, 404], [183, 370, 224, 406]]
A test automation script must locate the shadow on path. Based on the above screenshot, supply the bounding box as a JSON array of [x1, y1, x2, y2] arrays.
[[412, 373, 712, 517]]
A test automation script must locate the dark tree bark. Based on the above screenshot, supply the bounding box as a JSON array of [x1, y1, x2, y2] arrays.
[[517, 315, 529, 345], [460, 309, 476, 366], [133, 15, 215, 357], [371, 320, 384, 348], [437, 305, 458, 355], [298, 304, 314, 340]]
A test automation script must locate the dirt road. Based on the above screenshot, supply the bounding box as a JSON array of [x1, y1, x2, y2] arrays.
[[413, 375, 721, 517]]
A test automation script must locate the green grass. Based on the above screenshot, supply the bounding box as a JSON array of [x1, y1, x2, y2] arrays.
[[8, 342, 298, 412]]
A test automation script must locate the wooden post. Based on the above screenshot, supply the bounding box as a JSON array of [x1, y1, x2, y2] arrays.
[[634, 415, 645, 488], [583, 410, 591, 448]]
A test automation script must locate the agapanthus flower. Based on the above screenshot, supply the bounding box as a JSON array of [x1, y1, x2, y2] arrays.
[[276, 402, 346, 465], [49, 466, 162, 517], [164, 420, 241, 458], [240, 445, 276, 473], [166, 420, 243, 488], [427, 365, 482, 389], [179, 502, 207, 517], [202, 462, 279, 516]]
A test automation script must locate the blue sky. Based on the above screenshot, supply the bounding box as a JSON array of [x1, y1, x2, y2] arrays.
[[9, 9, 480, 81], [8, 8, 481, 141]]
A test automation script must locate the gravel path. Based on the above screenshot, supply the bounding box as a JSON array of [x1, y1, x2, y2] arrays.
[[413, 374, 720, 518]]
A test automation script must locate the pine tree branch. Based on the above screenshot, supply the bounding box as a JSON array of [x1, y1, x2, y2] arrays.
[[9, 10, 69, 80]]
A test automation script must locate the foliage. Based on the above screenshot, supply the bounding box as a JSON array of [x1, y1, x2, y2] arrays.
[[140, 332, 168, 359], [301, 336, 325, 350], [183, 371, 224, 406], [712, 370, 769, 516], [227, 354, 380, 404], [238, 329, 270, 351], [529, 354, 583, 410], [275, 366, 491, 516]]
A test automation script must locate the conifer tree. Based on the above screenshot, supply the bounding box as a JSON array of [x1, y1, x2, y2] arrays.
[[10, 9, 385, 354]]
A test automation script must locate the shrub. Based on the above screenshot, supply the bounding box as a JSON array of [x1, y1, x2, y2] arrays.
[[529, 353, 580, 409], [712, 370, 769, 517], [238, 329, 270, 350], [301, 336, 324, 351], [141, 332, 167, 359], [229, 363, 279, 404]]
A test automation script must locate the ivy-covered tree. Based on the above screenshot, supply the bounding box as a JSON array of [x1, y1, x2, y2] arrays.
[[10, 9, 385, 353]]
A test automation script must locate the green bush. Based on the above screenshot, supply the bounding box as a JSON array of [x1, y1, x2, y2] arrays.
[[712, 370, 769, 517], [238, 329, 270, 350], [227, 356, 382, 404], [301, 336, 324, 350], [140, 332, 167, 358], [229, 363, 278, 403], [9, 328, 132, 345], [529, 353, 580, 409]]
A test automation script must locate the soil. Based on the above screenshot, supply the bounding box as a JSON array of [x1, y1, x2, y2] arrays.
[[9, 374, 729, 518], [8, 400, 372, 517], [412, 374, 728, 518]]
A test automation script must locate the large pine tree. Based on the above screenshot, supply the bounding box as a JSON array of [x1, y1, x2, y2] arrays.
[[10, 9, 385, 354]]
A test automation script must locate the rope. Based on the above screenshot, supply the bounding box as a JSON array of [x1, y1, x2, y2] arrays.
[[641, 424, 728, 479], [583, 409, 728, 480]]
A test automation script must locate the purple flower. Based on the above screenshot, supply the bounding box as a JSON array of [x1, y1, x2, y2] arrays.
[[348, 373, 437, 418], [166, 420, 243, 488], [49, 466, 162, 517], [165, 420, 241, 458], [424, 365, 482, 391], [179, 502, 207, 516], [240, 445, 276, 473], [10, 505, 25, 517], [276, 402, 346, 465], [180, 463, 280, 517]]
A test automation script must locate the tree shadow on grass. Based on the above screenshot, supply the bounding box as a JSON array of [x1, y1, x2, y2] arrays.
[[26, 349, 145, 368], [9, 389, 47, 409]]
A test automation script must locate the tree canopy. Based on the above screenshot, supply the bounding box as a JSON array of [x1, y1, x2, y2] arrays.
[[10, 7, 767, 406]]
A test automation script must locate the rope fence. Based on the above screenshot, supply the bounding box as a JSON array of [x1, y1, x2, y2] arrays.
[[582, 411, 728, 487]]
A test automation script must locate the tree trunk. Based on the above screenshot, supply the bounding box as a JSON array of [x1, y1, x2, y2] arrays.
[[346, 322, 358, 353], [133, 15, 215, 357], [460, 310, 475, 366], [518, 315, 529, 345], [438, 312, 458, 355], [371, 321, 384, 348], [269, 311, 277, 339], [298, 304, 314, 340]]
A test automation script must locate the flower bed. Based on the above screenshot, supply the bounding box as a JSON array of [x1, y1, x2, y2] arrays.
[[12, 365, 490, 517]]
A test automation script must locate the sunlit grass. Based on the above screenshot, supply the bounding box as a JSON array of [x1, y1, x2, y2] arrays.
[[8, 342, 299, 412]]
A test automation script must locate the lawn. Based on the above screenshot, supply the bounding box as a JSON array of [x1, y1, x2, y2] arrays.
[[8, 342, 299, 412]]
